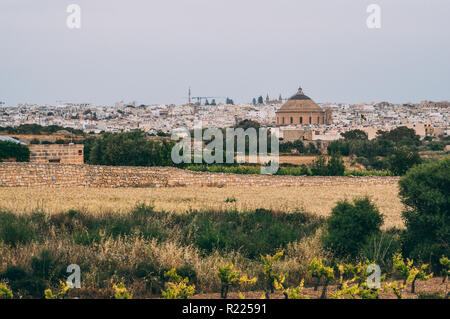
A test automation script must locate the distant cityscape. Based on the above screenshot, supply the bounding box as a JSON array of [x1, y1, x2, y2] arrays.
[[0, 91, 449, 142]]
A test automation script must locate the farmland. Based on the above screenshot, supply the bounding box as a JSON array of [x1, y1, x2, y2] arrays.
[[0, 172, 447, 299], [0, 182, 403, 229]]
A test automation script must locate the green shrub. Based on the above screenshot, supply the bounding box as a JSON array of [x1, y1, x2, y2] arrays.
[[388, 146, 422, 175], [326, 153, 345, 176], [0, 284, 13, 299], [399, 157, 450, 270], [193, 209, 322, 259], [0, 141, 30, 162], [360, 230, 401, 270], [322, 197, 384, 258], [0, 266, 46, 298], [311, 156, 329, 176], [0, 211, 35, 246], [31, 250, 65, 283]]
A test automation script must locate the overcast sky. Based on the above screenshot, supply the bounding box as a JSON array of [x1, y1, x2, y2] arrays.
[[1, 0, 449, 106]]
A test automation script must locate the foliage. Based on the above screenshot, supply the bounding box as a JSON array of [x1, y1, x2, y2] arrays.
[[194, 209, 322, 259], [85, 130, 174, 166], [311, 156, 328, 176], [274, 277, 309, 299], [341, 129, 368, 140], [44, 280, 69, 299], [328, 126, 423, 173], [162, 268, 195, 299], [376, 126, 421, 146], [308, 258, 334, 298], [0, 249, 65, 298], [217, 263, 256, 299], [113, 282, 133, 299], [392, 253, 433, 293], [261, 251, 285, 299], [322, 197, 384, 258], [0, 211, 35, 246], [333, 259, 385, 299], [387, 146, 422, 175], [279, 140, 320, 155], [0, 141, 30, 162], [234, 119, 261, 130], [399, 157, 450, 270], [440, 256, 450, 283], [0, 284, 13, 299], [0, 124, 84, 136], [383, 281, 406, 299], [360, 231, 401, 269], [326, 153, 345, 176], [187, 163, 394, 177]]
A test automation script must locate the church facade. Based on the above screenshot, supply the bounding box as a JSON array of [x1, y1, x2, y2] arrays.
[[276, 87, 332, 126]]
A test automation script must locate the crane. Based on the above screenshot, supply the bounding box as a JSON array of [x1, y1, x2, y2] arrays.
[[185, 88, 227, 105]]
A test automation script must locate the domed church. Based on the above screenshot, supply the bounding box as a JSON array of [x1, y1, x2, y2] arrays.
[[276, 87, 332, 126]]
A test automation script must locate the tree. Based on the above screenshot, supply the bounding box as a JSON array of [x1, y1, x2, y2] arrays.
[[399, 157, 450, 270], [234, 119, 260, 130], [0, 141, 30, 162], [327, 153, 345, 176], [387, 146, 422, 175], [341, 129, 368, 140], [377, 126, 421, 146], [252, 98, 257, 105], [311, 156, 328, 176], [86, 131, 174, 167], [322, 197, 384, 258], [257, 96, 264, 105]]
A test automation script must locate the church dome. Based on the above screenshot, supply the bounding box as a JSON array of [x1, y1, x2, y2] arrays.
[[276, 87, 323, 114]]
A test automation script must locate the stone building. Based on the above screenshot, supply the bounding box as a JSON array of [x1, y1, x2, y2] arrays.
[[29, 144, 84, 164], [276, 87, 332, 126]]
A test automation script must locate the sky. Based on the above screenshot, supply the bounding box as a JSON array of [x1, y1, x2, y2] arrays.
[[1, 0, 449, 106]]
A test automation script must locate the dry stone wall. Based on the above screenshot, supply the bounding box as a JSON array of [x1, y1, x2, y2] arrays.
[[0, 163, 399, 188]]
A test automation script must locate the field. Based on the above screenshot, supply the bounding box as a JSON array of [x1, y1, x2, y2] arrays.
[[0, 180, 446, 299], [0, 183, 403, 229]]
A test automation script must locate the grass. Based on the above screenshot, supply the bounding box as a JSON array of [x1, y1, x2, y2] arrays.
[[0, 184, 445, 299], [186, 164, 393, 177], [0, 178, 414, 298], [0, 205, 325, 298], [0, 183, 404, 229]]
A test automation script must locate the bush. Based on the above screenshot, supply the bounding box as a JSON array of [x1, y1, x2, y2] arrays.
[[0, 211, 35, 246], [0, 141, 30, 162], [87, 130, 174, 166], [327, 153, 345, 176], [360, 230, 401, 270], [311, 156, 328, 176], [322, 197, 384, 258], [399, 157, 450, 270], [193, 209, 322, 259], [388, 146, 422, 175]]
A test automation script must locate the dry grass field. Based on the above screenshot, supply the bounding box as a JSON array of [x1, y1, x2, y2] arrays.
[[0, 182, 404, 229]]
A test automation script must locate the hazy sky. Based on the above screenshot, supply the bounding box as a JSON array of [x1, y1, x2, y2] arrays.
[[1, 0, 449, 106]]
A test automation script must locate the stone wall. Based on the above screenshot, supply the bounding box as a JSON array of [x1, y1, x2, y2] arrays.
[[0, 163, 399, 188], [29, 144, 84, 164]]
